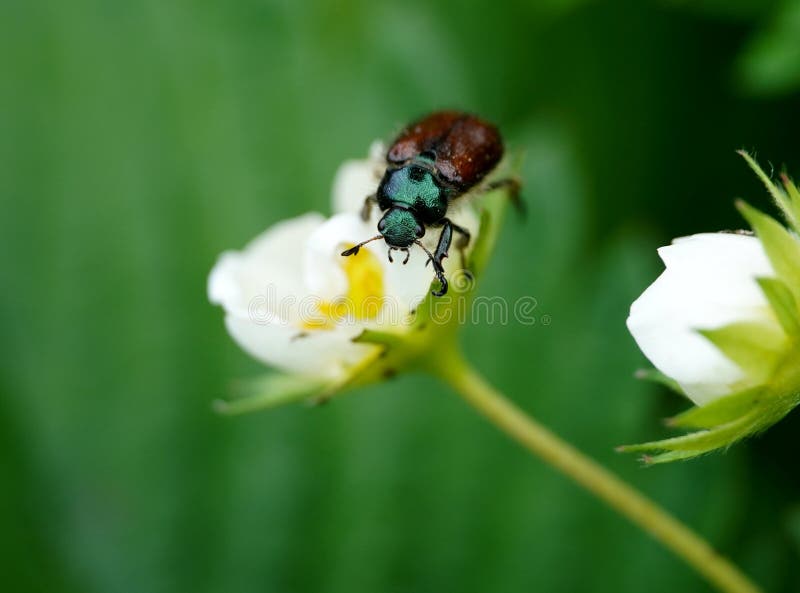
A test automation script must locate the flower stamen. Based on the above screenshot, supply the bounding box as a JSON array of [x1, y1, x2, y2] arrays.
[[304, 245, 385, 329]]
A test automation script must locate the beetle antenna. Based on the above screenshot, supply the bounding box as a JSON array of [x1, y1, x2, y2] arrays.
[[341, 235, 384, 257], [414, 240, 448, 296]]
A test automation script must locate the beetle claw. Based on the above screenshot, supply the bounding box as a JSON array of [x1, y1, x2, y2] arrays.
[[428, 259, 448, 296], [432, 274, 448, 296]]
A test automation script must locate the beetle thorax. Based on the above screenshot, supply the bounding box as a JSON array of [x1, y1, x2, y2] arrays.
[[377, 161, 447, 224]]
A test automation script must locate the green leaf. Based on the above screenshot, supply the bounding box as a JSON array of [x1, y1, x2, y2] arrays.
[[756, 276, 800, 336], [699, 320, 786, 383], [737, 200, 800, 298], [738, 151, 796, 226]]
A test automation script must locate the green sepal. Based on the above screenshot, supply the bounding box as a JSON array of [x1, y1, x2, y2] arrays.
[[466, 188, 508, 279], [353, 328, 407, 348], [736, 200, 800, 300], [698, 321, 786, 383], [738, 150, 798, 228], [628, 394, 799, 465], [781, 173, 800, 223], [619, 409, 761, 457], [639, 449, 710, 465], [666, 386, 764, 429], [214, 372, 329, 415], [634, 368, 686, 397], [757, 277, 800, 336], [618, 377, 800, 463]]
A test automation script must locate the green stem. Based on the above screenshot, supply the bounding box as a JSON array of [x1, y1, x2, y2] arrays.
[[432, 352, 762, 593]]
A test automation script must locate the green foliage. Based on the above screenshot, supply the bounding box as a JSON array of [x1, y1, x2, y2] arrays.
[[1, 1, 800, 593], [738, 0, 800, 95]]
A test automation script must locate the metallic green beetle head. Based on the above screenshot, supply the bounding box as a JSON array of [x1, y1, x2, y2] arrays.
[[378, 207, 424, 248]]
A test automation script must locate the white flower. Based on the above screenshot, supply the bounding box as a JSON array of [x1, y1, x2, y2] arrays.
[[627, 232, 779, 406], [208, 143, 478, 383]]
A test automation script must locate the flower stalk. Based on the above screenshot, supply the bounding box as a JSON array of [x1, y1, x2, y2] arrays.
[[430, 348, 762, 593]]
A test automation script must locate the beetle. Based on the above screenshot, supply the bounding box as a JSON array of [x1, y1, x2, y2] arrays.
[[341, 110, 519, 296]]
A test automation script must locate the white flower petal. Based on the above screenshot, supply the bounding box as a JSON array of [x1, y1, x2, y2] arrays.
[[208, 213, 324, 319], [208, 212, 383, 378], [331, 141, 386, 215], [627, 232, 776, 405], [379, 240, 437, 313], [223, 315, 373, 379], [303, 213, 376, 300]]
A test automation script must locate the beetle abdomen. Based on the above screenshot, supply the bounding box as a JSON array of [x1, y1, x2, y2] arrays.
[[387, 111, 503, 191]]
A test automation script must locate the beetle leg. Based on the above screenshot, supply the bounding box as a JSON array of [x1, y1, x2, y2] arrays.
[[450, 222, 471, 249], [450, 220, 471, 270], [360, 193, 379, 221], [387, 247, 394, 263], [401, 248, 410, 265], [433, 220, 454, 264], [438, 218, 472, 271], [484, 177, 525, 217], [414, 240, 448, 296]]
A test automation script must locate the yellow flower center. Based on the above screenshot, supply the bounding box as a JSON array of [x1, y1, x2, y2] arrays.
[[304, 246, 385, 330]]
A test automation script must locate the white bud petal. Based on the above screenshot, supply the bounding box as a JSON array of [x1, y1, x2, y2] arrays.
[[627, 232, 775, 405]]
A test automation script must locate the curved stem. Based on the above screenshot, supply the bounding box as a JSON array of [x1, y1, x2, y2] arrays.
[[431, 352, 762, 593]]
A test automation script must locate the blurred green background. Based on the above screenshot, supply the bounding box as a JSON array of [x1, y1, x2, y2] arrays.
[[2, 0, 800, 592]]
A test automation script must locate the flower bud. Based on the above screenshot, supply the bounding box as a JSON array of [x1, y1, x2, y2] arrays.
[[621, 154, 800, 463]]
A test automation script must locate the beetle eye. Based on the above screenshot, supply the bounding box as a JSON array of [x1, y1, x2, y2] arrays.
[[416, 225, 425, 238], [378, 218, 386, 232]]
